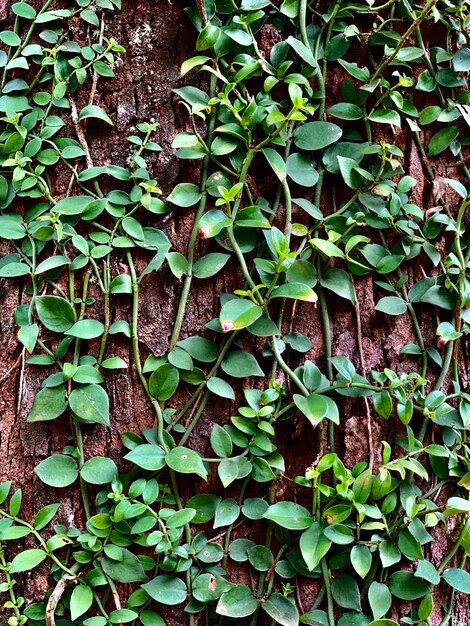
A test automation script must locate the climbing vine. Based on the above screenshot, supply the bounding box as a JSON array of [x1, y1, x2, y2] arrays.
[[0, 0, 469, 625]]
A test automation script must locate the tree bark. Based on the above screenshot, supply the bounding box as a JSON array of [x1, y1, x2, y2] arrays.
[[0, 1, 469, 625]]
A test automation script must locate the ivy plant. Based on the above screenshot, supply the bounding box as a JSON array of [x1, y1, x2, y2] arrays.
[[0, 0, 469, 625]]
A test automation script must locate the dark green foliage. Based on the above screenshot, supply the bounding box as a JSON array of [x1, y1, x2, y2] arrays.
[[0, 0, 469, 625]]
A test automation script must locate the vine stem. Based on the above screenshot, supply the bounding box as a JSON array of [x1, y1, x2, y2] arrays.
[[299, 0, 325, 103], [126, 251, 168, 452], [169, 469, 195, 626], [169, 73, 218, 350], [45, 564, 81, 626], [72, 271, 92, 520], [371, 0, 439, 81], [438, 500, 470, 573], [0, 547, 22, 622], [321, 559, 335, 626], [271, 338, 309, 396]]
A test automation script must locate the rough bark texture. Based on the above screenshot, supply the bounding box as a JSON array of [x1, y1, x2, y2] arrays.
[[0, 1, 469, 625]]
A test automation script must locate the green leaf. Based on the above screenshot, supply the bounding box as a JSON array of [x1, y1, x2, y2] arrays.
[[124, 444, 166, 471], [165, 446, 208, 479], [122, 216, 144, 241], [70, 584, 93, 621], [216, 585, 258, 618], [69, 384, 110, 425], [211, 424, 233, 457], [454, 48, 470, 71], [166, 508, 196, 528], [263, 502, 313, 530], [34, 503, 60, 531], [323, 523, 354, 545], [0, 262, 30, 277], [395, 46, 423, 61], [416, 69, 436, 91], [177, 336, 217, 362], [18, 323, 39, 353], [79, 104, 113, 125], [428, 126, 459, 156], [368, 109, 401, 127], [198, 209, 232, 238], [149, 364, 179, 401], [9, 549, 47, 573], [337, 156, 363, 189], [80, 456, 118, 485], [9, 489, 21, 516], [351, 545, 372, 579], [368, 582, 391, 620], [310, 238, 344, 258], [101, 356, 128, 369], [65, 319, 104, 339], [214, 498, 240, 528], [109, 274, 132, 294], [286, 152, 319, 187], [445, 177, 467, 199], [271, 283, 318, 303], [218, 458, 239, 487], [284, 332, 312, 353], [280, 0, 298, 17], [372, 391, 393, 420], [389, 571, 429, 600], [415, 560, 440, 585], [193, 573, 231, 602], [36, 296, 76, 332], [338, 59, 370, 81], [248, 545, 273, 572], [0, 482, 12, 505], [262, 592, 299, 626], [443, 568, 470, 593], [375, 296, 407, 315], [193, 253, 230, 279], [331, 574, 361, 610], [27, 386, 67, 422], [263, 148, 286, 183], [320, 269, 355, 304], [166, 252, 188, 279], [54, 195, 95, 216], [220, 298, 262, 332], [12, 3, 37, 19], [142, 576, 187, 606], [186, 494, 220, 523], [0, 526, 31, 540], [300, 522, 331, 571], [207, 377, 235, 400], [167, 183, 201, 207], [248, 317, 281, 337], [327, 103, 363, 120], [294, 393, 328, 427], [196, 23, 220, 50], [398, 528, 423, 560], [109, 610, 138, 624], [379, 540, 401, 568], [293, 121, 343, 151], [222, 351, 263, 377], [35, 455, 78, 488], [35, 255, 71, 274], [181, 55, 210, 77], [102, 547, 147, 583], [286, 36, 318, 68], [140, 611, 166, 626]]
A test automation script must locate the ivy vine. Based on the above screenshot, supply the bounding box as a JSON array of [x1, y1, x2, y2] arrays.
[[0, 0, 469, 625]]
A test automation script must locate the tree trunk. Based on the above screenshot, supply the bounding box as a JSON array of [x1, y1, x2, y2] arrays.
[[0, 1, 469, 625]]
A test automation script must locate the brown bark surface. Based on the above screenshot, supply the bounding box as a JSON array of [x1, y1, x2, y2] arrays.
[[0, 1, 469, 624]]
